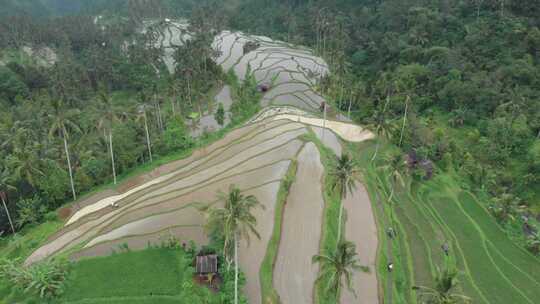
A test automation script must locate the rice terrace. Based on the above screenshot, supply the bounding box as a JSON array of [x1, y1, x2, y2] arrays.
[[1, 1, 540, 304]]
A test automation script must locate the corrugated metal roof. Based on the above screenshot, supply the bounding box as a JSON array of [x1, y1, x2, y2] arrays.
[[196, 254, 218, 274]]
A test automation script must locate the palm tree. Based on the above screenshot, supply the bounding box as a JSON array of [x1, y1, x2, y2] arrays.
[[8, 144, 44, 188], [490, 193, 521, 223], [312, 240, 363, 301], [96, 91, 126, 185], [369, 96, 395, 162], [380, 152, 407, 203], [201, 185, 264, 304], [47, 99, 80, 201], [0, 169, 16, 233], [413, 263, 471, 303], [331, 154, 358, 242]]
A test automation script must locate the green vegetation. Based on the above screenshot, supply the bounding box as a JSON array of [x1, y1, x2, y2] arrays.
[[0, 242, 243, 303], [330, 154, 358, 242], [59, 247, 213, 302], [0, 4, 228, 235], [201, 185, 264, 304], [1, 1, 540, 303], [413, 261, 471, 304], [229, 0, 540, 258], [312, 240, 363, 302], [0, 258, 68, 299], [347, 139, 540, 303], [302, 130, 345, 303]]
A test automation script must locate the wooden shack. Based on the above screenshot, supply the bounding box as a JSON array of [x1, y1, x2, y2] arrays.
[[195, 254, 218, 275]]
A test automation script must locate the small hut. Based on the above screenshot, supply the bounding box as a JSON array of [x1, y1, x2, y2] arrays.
[[195, 254, 218, 276]]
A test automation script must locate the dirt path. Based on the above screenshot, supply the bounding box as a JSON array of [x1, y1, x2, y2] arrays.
[[340, 182, 380, 304], [270, 114, 374, 142], [273, 143, 325, 304]]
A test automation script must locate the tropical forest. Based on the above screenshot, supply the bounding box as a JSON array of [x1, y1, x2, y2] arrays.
[[0, 0, 539, 303]]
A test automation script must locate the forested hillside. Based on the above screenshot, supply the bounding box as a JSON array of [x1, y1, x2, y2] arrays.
[[227, 0, 540, 253], [0, 1, 228, 235], [1, 0, 539, 263], [0, 0, 202, 17], [0, 1, 540, 303]]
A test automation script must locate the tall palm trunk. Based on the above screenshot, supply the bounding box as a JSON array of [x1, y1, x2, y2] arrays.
[[371, 134, 381, 162], [109, 131, 117, 184], [322, 102, 327, 142], [337, 200, 344, 243], [187, 78, 193, 107], [399, 100, 408, 147], [143, 112, 153, 162], [234, 232, 239, 304], [157, 101, 164, 132], [338, 81, 344, 110], [171, 97, 176, 116], [1, 195, 15, 234], [347, 91, 354, 119], [63, 132, 76, 201]]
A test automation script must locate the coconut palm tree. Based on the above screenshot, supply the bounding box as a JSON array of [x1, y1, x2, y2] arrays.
[[369, 96, 396, 162], [8, 144, 44, 188], [0, 169, 16, 233], [413, 264, 471, 303], [490, 193, 521, 223], [47, 99, 80, 201], [526, 230, 540, 255], [331, 154, 358, 242], [380, 152, 408, 203], [312, 240, 363, 301], [201, 185, 264, 304], [96, 91, 127, 185]]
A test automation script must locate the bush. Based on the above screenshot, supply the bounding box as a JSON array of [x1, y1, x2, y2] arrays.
[[15, 196, 46, 229], [36, 160, 70, 204], [164, 116, 194, 152], [215, 102, 225, 126], [0, 258, 69, 298]]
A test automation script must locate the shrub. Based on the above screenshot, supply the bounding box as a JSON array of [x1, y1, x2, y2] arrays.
[[0, 258, 69, 298], [215, 102, 225, 126], [15, 196, 46, 229], [164, 116, 194, 152], [36, 160, 69, 204]]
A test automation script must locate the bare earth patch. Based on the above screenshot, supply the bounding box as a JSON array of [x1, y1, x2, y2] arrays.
[[269, 114, 374, 143]]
